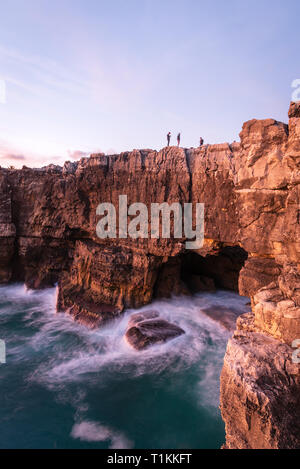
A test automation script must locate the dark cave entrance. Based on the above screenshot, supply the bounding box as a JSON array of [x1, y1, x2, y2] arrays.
[[181, 246, 248, 294], [153, 246, 248, 299]]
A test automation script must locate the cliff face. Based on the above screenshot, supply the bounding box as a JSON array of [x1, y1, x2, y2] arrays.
[[0, 103, 299, 448], [219, 104, 300, 449], [1, 144, 239, 315]]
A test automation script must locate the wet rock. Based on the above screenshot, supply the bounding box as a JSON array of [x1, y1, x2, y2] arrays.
[[128, 310, 160, 327], [200, 304, 251, 332], [125, 311, 185, 350]]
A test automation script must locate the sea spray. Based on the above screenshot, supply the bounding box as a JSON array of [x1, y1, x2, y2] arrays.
[[0, 284, 249, 449]]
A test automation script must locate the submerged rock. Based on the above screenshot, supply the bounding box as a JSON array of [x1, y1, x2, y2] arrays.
[[125, 310, 185, 350], [200, 304, 251, 332]]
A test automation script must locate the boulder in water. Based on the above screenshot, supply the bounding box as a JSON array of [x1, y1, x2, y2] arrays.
[[128, 310, 160, 327], [125, 310, 185, 350]]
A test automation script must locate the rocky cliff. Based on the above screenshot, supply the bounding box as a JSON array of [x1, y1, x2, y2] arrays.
[[0, 102, 299, 448]]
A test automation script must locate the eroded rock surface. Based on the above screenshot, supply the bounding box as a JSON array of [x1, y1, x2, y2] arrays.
[[221, 313, 300, 449], [219, 101, 300, 449]]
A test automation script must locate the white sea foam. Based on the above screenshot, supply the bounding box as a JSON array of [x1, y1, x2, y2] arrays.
[[0, 284, 249, 414], [71, 420, 133, 449], [0, 284, 251, 448], [32, 299, 225, 384]]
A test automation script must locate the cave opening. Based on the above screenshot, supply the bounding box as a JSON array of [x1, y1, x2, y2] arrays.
[[153, 246, 248, 299], [181, 246, 248, 294]]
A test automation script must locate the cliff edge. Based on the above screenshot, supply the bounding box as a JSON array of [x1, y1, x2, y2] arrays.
[[0, 102, 299, 448]]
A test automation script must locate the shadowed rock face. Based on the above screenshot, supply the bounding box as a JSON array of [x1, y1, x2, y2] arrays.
[[0, 173, 16, 282], [0, 102, 299, 448], [125, 311, 185, 350]]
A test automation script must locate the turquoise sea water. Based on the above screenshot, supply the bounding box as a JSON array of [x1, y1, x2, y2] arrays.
[[0, 284, 248, 449]]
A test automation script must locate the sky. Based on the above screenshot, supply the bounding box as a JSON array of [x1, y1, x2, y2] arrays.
[[0, 0, 299, 167]]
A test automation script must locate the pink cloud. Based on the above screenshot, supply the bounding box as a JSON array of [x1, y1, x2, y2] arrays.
[[0, 140, 98, 168], [0, 140, 62, 168], [67, 150, 90, 160], [0, 141, 26, 167], [1, 153, 25, 161]]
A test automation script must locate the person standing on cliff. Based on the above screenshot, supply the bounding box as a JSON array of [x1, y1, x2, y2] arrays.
[[177, 133, 181, 147], [167, 132, 171, 146], [199, 137, 204, 147]]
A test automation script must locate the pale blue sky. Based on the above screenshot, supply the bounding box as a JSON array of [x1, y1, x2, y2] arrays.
[[0, 0, 299, 167]]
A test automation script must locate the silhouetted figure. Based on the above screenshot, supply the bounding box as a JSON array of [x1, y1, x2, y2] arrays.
[[177, 133, 181, 146], [167, 132, 171, 147], [199, 137, 204, 147]]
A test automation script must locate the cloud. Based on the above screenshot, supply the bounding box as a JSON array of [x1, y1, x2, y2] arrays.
[[67, 150, 90, 160], [0, 141, 26, 166], [0, 44, 90, 100], [0, 139, 64, 168], [0, 139, 97, 168], [1, 153, 25, 161]]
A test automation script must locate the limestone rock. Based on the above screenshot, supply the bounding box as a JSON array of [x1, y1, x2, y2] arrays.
[[125, 311, 185, 350], [288, 101, 300, 118], [220, 313, 300, 449]]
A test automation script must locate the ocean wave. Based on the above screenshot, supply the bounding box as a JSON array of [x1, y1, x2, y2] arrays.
[[1, 284, 249, 419]]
